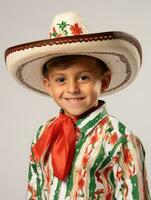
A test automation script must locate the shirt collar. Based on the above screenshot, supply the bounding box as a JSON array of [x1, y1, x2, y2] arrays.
[[60, 100, 108, 136], [75, 100, 108, 136]]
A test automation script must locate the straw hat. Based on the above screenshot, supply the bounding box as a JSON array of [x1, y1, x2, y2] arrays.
[[5, 11, 142, 97]]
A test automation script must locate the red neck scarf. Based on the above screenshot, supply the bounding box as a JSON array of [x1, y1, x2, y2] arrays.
[[32, 112, 77, 181], [32, 101, 103, 181]]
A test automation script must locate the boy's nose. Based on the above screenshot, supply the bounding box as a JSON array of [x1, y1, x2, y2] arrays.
[[67, 80, 80, 94]]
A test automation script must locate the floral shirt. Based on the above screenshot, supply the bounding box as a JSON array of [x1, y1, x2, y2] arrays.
[[27, 101, 150, 200]]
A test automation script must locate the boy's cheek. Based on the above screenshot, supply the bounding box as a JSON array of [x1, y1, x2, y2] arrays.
[[45, 86, 53, 96], [50, 89, 62, 99]]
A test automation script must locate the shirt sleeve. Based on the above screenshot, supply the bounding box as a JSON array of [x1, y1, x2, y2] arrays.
[[27, 117, 57, 200], [112, 133, 151, 200], [27, 125, 45, 200]]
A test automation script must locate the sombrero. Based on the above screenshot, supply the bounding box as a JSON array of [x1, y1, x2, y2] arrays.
[[5, 11, 142, 97]]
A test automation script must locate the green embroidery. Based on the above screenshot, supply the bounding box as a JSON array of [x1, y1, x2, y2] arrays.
[[51, 31, 57, 38], [36, 125, 43, 141], [118, 122, 126, 134], [31, 163, 38, 174], [31, 162, 44, 200], [35, 163, 44, 200], [106, 126, 114, 133], [28, 164, 32, 182], [110, 170, 115, 188], [76, 107, 107, 127], [106, 121, 114, 133], [80, 108, 107, 134], [131, 175, 139, 200], [89, 144, 105, 199], [54, 181, 61, 200], [37, 176, 43, 200], [76, 113, 91, 126], [100, 136, 127, 169], [36, 177, 41, 199], [65, 134, 88, 197], [41, 171, 45, 196], [50, 21, 70, 38], [110, 171, 116, 199], [57, 21, 69, 31]]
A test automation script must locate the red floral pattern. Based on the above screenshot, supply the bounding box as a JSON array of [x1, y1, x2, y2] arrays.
[[49, 21, 83, 38], [90, 134, 98, 145], [28, 184, 36, 200], [116, 169, 123, 181], [78, 177, 85, 190], [82, 155, 89, 167], [110, 132, 118, 144], [70, 23, 83, 35], [123, 147, 133, 164]]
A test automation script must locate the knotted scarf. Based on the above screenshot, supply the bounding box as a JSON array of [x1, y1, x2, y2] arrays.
[[32, 112, 78, 181]]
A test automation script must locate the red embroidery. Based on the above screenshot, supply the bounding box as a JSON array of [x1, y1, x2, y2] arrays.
[[116, 170, 123, 181], [99, 116, 108, 126], [90, 134, 98, 145], [105, 192, 112, 200], [95, 170, 103, 183], [113, 155, 119, 163], [110, 132, 118, 144], [70, 23, 83, 35], [123, 148, 133, 164], [78, 177, 85, 190], [82, 155, 89, 167], [28, 184, 36, 200]]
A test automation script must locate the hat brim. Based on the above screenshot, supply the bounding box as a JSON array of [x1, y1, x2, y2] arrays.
[[5, 31, 142, 97]]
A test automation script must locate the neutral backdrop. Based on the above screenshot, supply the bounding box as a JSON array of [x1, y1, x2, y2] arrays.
[[0, 0, 150, 199]]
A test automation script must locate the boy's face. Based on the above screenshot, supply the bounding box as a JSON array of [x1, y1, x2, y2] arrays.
[[43, 57, 111, 118]]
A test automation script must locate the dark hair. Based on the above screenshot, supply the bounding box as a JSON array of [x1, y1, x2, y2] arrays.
[[42, 55, 109, 79]]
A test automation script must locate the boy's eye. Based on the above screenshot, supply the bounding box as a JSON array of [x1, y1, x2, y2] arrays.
[[79, 75, 90, 81], [55, 77, 65, 83], [54, 74, 90, 84]]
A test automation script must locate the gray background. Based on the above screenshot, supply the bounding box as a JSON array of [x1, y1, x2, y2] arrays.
[[0, 0, 150, 199]]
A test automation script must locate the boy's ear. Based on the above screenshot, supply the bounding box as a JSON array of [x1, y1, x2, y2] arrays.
[[43, 78, 53, 97], [100, 71, 111, 93]]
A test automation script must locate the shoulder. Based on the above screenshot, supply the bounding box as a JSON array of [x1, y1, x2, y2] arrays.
[[102, 114, 145, 156], [31, 116, 57, 146], [108, 115, 144, 144], [107, 114, 133, 137]]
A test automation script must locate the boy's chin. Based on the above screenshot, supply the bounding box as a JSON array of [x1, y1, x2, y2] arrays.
[[63, 110, 84, 118], [63, 104, 99, 118]]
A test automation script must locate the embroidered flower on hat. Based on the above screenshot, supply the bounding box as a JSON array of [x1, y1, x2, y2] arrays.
[[49, 12, 87, 39], [70, 23, 83, 35], [49, 21, 83, 38]]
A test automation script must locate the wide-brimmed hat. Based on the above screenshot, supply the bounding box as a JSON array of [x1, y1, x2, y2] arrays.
[[5, 11, 142, 97]]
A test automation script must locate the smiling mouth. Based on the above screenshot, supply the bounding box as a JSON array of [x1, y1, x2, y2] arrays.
[[65, 97, 85, 102]]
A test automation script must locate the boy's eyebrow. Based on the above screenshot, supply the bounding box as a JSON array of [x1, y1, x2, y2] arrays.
[[52, 73, 65, 76], [51, 71, 93, 76]]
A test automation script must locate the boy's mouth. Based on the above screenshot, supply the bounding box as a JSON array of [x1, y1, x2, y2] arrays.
[[64, 97, 85, 102]]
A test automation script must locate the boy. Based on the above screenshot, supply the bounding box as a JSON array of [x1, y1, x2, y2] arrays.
[[5, 12, 150, 199]]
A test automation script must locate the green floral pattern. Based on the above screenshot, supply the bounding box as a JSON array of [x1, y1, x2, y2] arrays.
[[49, 20, 83, 38]]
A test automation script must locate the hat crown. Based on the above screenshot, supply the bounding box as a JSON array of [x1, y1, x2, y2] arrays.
[[49, 12, 88, 38]]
